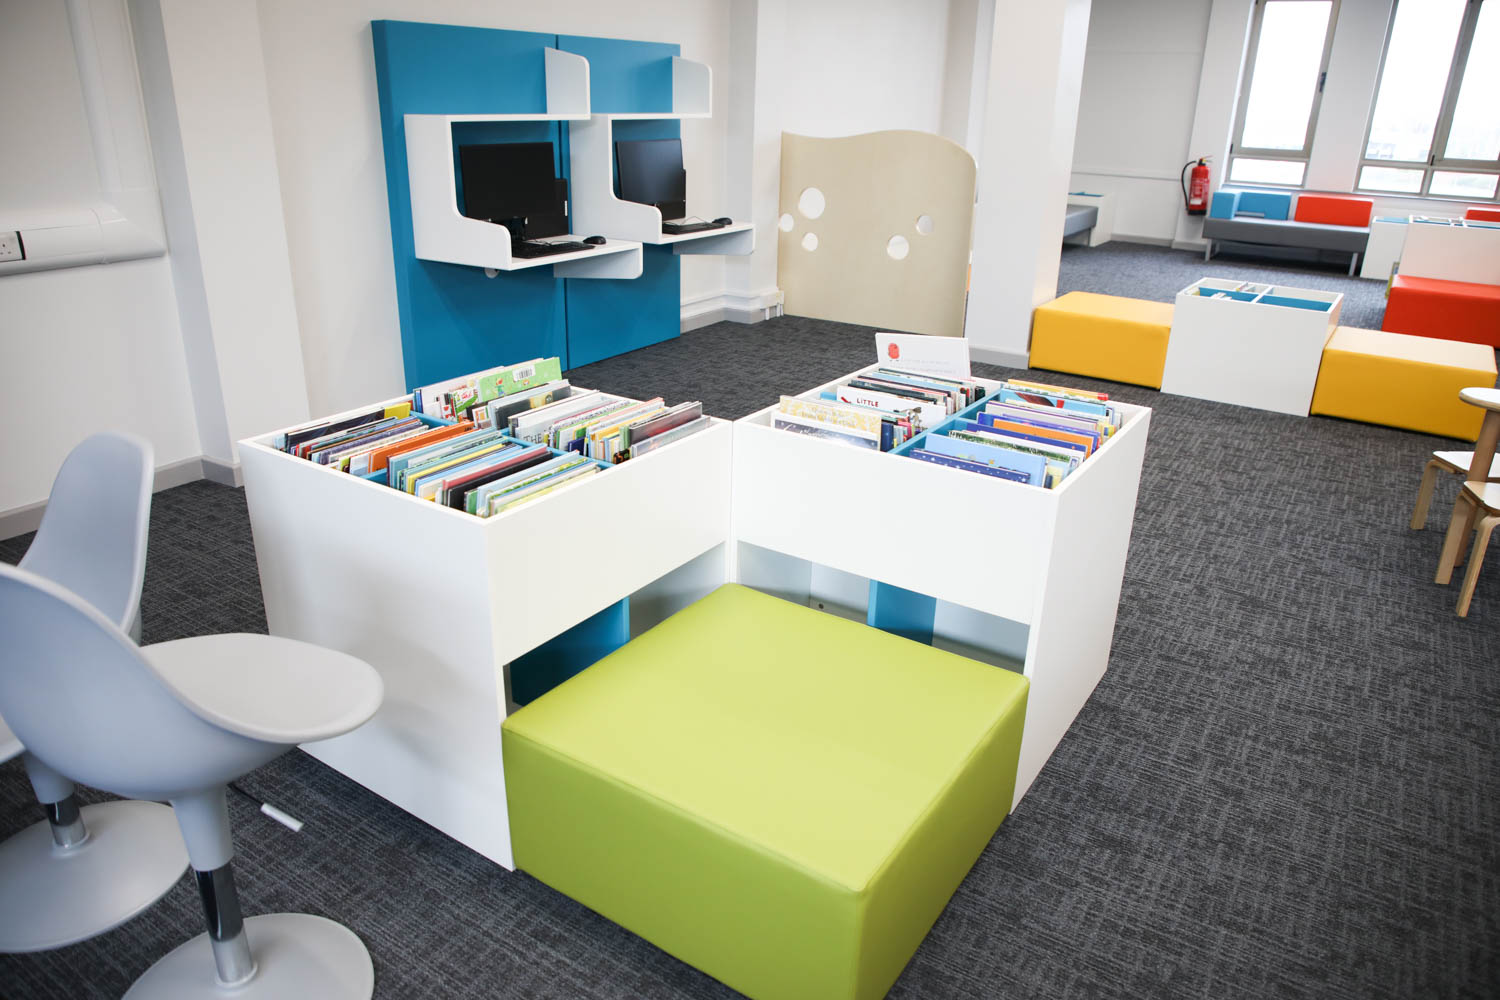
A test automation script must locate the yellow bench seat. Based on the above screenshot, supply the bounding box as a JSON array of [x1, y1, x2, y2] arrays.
[[1311, 327, 1498, 440], [1029, 292, 1173, 389]]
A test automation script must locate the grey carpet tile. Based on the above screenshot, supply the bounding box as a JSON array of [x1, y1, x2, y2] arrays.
[[3, 312, 1498, 999], [1058, 241, 1391, 330]]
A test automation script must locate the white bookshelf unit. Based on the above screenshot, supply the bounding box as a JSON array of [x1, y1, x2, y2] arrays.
[[731, 366, 1152, 808], [239, 395, 734, 870], [1163, 278, 1342, 416]]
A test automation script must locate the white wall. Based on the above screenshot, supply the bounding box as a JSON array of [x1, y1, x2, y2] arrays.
[[254, 0, 734, 417], [776, 0, 952, 139], [1075, 0, 1492, 248], [0, 0, 201, 513], [1070, 0, 1212, 243]]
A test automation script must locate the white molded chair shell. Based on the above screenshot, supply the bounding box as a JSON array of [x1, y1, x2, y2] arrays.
[[18, 431, 153, 638], [0, 566, 285, 802], [0, 565, 383, 803]]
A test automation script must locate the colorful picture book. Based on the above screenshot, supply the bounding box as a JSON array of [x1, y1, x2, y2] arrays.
[[412, 357, 566, 423], [773, 367, 987, 451], [274, 360, 714, 517], [909, 379, 1122, 488]]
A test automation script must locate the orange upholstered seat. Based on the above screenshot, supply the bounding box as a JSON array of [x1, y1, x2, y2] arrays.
[[1294, 195, 1373, 227], [1465, 207, 1500, 223], [1383, 275, 1500, 348]]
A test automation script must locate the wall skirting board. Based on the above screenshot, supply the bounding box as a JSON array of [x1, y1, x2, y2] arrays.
[[680, 288, 784, 331], [0, 456, 243, 541]]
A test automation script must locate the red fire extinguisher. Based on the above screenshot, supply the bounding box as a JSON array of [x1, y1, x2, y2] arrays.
[[1181, 157, 1211, 215]]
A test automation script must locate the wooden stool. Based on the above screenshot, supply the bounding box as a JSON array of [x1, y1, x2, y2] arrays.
[[1434, 388, 1500, 615], [1411, 451, 1500, 529]]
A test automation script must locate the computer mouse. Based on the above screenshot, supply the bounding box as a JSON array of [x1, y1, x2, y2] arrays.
[[712, 217, 732, 226], [584, 235, 606, 245]]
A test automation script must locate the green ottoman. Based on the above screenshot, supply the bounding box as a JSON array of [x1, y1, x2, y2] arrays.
[[502, 584, 1029, 1000]]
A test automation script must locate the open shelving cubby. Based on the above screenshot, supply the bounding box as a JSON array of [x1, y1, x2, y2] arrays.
[[402, 46, 643, 278], [567, 55, 754, 255], [731, 364, 1152, 807]]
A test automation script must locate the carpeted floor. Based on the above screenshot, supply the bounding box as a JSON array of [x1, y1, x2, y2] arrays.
[[2, 311, 1497, 999], [1059, 241, 1390, 329]]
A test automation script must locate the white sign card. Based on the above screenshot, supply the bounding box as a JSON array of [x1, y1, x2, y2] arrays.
[[875, 332, 971, 379]]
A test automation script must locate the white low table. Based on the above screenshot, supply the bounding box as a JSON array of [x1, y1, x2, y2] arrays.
[[1162, 277, 1342, 416]]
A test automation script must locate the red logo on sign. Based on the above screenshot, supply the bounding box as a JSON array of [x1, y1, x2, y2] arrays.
[[887, 343, 900, 359]]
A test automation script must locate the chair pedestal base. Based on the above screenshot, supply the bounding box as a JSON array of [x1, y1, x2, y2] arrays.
[[0, 800, 188, 953], [123, 913, 373, 999]]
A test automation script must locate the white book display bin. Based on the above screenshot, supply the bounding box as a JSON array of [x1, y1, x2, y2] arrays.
[[241, 365, 1150, 863], [1163, 278, 1342, 416], [732, 366, 1152, 808], [240, 395, 734, 870]]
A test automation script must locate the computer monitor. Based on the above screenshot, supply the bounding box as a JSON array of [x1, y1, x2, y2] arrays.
[[615, 138, 687, 220], [458, 142, 568, 240]]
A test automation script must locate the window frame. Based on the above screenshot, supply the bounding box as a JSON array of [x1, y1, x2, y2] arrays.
[[1228, 0, 1342, 189], [1356, 0, 1499, 202]]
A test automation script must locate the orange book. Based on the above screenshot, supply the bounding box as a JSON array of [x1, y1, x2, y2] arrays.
[[983, 418, 1095, 457], [367, 420, 474, 473]]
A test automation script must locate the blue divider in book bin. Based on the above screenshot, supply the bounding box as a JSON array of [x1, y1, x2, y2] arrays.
[[556, 35, 685, 368]]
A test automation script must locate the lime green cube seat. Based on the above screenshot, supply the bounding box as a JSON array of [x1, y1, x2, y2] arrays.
[[502, 584, 1030, 1000]]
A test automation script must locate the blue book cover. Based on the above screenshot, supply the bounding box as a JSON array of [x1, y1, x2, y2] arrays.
[[910, 449, 1031, 483], [924, 433, 1045, 484], [958, 420, 1088, 454]]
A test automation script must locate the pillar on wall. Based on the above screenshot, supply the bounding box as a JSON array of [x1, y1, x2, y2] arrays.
[[130, 0, 310, 478], [1171, 0, 1254, 251], [964, 0, 1092, 368], [722, 0, 785, 325]]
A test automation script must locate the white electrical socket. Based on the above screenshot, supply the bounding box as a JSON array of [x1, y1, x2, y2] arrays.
[[0, 232, 23, 263]]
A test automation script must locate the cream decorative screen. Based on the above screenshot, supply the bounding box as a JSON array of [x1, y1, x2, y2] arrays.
[[777, 130, 976, 337]]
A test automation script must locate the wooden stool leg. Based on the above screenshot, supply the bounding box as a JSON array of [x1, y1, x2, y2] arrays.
[[1436, 493, 1477, 584], [1411, 460, 1445, 530], [1456, 514, 1498, 617]]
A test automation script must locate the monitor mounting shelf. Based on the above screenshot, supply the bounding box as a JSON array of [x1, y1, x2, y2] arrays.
[[403, 113, 642, 279], [567, 115, 754, 256]]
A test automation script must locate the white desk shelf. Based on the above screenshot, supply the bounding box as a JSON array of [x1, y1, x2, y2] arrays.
[[239, 396, 734, 869], [606, 56, 712, 119], [567, 115, 754, 253], [1163, 278, 1342, 416], [403, 114, 642, 278], [731, 366, 1152, 808]]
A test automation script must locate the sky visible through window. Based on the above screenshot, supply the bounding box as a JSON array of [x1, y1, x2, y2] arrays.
[[1365, 0, 1467, 163], [1239, 1, 1332, 151]]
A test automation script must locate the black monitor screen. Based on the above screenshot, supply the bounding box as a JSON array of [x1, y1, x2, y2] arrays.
[[616, 138, 687, 209], [458, 142, 563, 237]]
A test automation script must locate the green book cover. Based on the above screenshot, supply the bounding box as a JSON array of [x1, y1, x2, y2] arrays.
[[477, 358, 563, 402]]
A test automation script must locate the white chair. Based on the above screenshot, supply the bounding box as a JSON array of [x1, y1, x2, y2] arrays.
[[0, 432, 188, 953], [0, 564, 385, 998]]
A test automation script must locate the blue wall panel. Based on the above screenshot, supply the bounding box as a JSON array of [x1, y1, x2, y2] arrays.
[[555, 36, 684, 368], [372, 21, 568, 388], [374, 23, 690, 385]]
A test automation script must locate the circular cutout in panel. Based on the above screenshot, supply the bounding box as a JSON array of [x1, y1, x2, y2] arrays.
[[801, 232, 819, 251], [886, 235, 910, 260], [915, 214, 934, 235], [778, 213, 795, 232], [797, 187, 826, 219]]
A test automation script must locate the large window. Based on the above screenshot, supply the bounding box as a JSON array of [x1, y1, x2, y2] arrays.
[[1358, 0, 1499, 200], [1228, 0, 1340, 187]]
